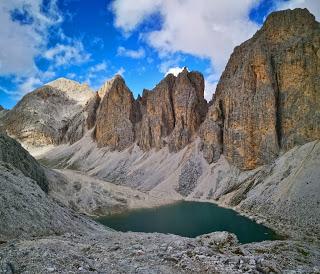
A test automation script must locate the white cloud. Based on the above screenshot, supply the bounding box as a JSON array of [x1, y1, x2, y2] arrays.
[[111, 0, 260, 77], [84, 61, 109, 88], [0, 0, 62, 76], [158, 55, 184, 74], [111, 0, 162, 32], [0, 0, 93, 102], [89, 61, 108, 73], [275, 0, 320, 20], [44, 41, 91, 67], [115, 67, 125, 76], [165, 66, 184, 76], [117, 46, 146, 59], [204, 73, 219, 101], [67, 72, 76, 79], [18, 76, 42, 96]]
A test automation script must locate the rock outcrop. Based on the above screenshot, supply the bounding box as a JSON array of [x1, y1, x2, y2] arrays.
[[137, 68, 207, 151], [62, 92, 101, 144], [201, 8, 320, 170], [94, 75, 138, 150], [0, 106, 8, 126]]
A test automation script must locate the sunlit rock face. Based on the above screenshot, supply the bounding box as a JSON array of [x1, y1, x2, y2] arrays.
[[201, 8, 320, 170]]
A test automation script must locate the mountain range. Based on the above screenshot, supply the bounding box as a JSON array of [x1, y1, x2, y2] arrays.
[[0, 8, 319, 273]]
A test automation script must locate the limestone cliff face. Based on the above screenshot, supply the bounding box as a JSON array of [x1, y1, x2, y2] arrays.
[[94, 75, 137, 150], [2, 78, 95, 146], [62, 92, 101, 144], [137, 74, 176, 150], [168, 69, 208, 151], [201, 8, 320, 170], [199, 103, 223, 163]]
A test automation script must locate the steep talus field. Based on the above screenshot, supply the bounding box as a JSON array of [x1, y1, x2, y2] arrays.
[[0, 133, 104, 241], [0, 133, 48, 192]]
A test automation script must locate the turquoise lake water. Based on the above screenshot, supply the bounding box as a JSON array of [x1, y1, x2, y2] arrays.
[[96, 201, 280, 243]]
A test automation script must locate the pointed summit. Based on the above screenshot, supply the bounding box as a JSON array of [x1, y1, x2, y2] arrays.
[[98, 74, 127, 99]]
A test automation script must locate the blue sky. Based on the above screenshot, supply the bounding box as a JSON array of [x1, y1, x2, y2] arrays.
[[0, 0, 319, 109]]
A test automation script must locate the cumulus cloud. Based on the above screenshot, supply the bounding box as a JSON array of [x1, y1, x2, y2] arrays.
[[0, 0, 92, 99], [117, 46, 146, 59], [18, 76, 42, 96], [0, 0, 62, 76], [112, 0, 259, 72], [112, 0, 162, 32], [89, 61, 108, 73], [44, 41, 91, 67]]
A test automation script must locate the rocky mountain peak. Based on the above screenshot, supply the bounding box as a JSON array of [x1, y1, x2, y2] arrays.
[[46, 77, 94, 105], [0, 105, 4, 111], [46, 77, 88, 92], [201, 8, 320, 170]]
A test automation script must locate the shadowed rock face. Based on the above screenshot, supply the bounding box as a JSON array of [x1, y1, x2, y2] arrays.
[[199, 104, 223, 163], [168, 69, 208, 151], [137, 74, 176, 150], [201, 8, 320, 170], [94, 75, 138, 150]]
